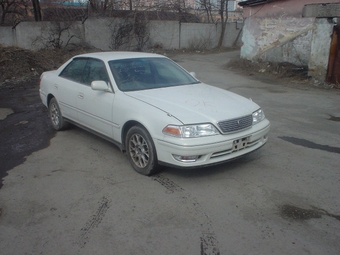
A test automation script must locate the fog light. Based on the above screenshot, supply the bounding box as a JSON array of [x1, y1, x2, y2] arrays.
[[173, 155, 200, 162]]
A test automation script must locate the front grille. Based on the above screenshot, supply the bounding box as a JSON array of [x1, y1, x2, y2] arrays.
[[217, 115, 253, 134]]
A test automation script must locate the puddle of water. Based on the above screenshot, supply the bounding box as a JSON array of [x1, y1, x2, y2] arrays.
[[281, 205, 321, 220], [0, 108, 14, 120], [279, 136, 340, 154], [329, 115, 340, 122], [281, 204, 340, 221]]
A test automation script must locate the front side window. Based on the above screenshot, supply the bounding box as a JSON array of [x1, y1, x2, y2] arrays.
[[109, 57, 198, 91], [83, 59, 110, 86]]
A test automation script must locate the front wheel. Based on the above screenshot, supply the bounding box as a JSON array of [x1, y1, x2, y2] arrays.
[[126, 126, 159, 175], [48, 98, 69, 131]]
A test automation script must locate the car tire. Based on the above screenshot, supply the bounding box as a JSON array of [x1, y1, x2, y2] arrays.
[[126, 126, 159, 176], [49, 98, 69, 131]]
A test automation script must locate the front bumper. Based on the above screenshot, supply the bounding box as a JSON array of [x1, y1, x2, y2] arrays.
[[154, 119, 270, 168]]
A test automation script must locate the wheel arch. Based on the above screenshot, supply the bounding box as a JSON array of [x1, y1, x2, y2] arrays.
[[47, 93, 55, 106], [121, 120, 145, 152], [121, 120, 153, 152]]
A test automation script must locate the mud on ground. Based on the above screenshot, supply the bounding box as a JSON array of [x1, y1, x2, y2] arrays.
[[227, 58, 310, 84], [0, 46, 99, 188]]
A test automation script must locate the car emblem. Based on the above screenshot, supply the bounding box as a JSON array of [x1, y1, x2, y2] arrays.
[[237, 120, 241, 126]]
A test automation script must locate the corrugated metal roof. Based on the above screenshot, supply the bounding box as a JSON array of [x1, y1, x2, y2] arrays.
[[302, 3, 340, 18]]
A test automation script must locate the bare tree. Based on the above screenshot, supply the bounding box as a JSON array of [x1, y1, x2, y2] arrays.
[[31, 0, 41, 21], [88, 0, 99, 13], [109, 9, 150, 51], [196, 0, 216, 23], [0, 0, 29, 25], [33, 21, 80, 49], [110, 19, 134, 50], [217, 0, 229, 48], [133, 12, 150, 50], [196, 0, 230, 47]]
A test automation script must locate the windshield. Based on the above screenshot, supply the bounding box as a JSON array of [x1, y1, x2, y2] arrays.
[[109, 57, 199, 91]]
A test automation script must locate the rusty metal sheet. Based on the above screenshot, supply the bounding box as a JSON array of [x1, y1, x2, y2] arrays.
[[326, 25, 340, 84]]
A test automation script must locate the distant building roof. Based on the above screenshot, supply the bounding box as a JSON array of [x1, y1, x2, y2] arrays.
[[42, 8, 200, 23], [238, 0, 287, 7]]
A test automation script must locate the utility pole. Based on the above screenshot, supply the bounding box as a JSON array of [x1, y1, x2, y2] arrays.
[[32, 0, 42, 21]]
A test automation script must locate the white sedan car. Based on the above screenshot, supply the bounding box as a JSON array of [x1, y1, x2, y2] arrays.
[[39, 52, 270, 175]]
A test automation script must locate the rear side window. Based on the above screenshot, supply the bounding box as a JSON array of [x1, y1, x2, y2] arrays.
[[59, 58, 87, 83]]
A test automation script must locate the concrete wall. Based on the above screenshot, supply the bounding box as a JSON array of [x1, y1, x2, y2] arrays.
[[0, 26, 14, 46], [308, 19, 334, 81], [149, 20, 180, 49], [180, 22, 218, 49], [240, 0, 337, 82], [84, 18, 114, 50], [241, 16, 315, 65], [0, 18, 243, 51], [2, 21, 84, 50]]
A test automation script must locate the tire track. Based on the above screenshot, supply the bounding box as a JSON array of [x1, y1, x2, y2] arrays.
[[152, 174, 220, 255], [78, 196, 111, 249]]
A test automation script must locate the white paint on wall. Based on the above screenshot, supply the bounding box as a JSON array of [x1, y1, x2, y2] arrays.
[[241, 14, 321, 65], [308, 19, 334, 81]]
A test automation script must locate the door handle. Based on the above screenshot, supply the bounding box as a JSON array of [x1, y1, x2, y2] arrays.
[[78, 93, 84, 99]]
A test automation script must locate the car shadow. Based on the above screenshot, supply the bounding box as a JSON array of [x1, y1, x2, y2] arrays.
[[161, 150, 262, 179], [66, 125, 263, 179]]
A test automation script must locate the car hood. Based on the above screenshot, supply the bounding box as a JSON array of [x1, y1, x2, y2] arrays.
[[126, 83, 259, 124]]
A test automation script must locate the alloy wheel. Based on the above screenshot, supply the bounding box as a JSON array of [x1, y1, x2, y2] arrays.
[[50, 103, 60, 127], [128, 133, 149, 168]]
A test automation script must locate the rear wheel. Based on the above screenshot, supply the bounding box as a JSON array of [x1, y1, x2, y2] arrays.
[[49, 98, 69, 131], [126, 126, 158, 175]]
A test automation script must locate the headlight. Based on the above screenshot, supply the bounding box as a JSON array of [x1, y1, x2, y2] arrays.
[[252, 109, 265, 125], [163, 124, 219, 138]]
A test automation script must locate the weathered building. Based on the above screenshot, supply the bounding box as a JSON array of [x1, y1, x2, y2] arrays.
[[239, 0, 340, 83]]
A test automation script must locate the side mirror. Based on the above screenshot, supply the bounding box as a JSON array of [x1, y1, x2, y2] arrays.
[[91, 81, 111, 92]]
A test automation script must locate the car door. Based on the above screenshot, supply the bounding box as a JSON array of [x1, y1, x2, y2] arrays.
[[76, 58, 115, 138], [56, 58, 88, 121]]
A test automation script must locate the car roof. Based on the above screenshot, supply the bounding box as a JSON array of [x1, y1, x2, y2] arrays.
[[73, 51, 167, 62]]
